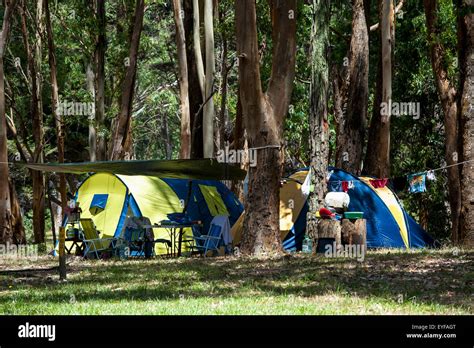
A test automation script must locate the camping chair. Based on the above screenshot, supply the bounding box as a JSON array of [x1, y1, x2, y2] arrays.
[[193, 223, 223, 257], [79, 218, 116, 259], [124, 226, 147, 257]]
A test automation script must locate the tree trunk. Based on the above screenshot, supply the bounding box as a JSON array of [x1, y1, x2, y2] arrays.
[[377, 0, 393, 177], [192, 0, 214, 158], [23, 0, 46, 244], [236, 0, 297, 255], [9, 178, 26, 244], [341, 218, 366, 247], [317, 219, 342, 253], [230, 86, 246, 203], [218, 6, 229, 151], [420, 195, 429, 231], [161, 112, 173, 160], [45, 0, 67, 222], [0, 0, 18, 244], [5, 109, 32, 163], [26, 0, 46, 244], [457, 0, 474, 246], [109, 0, 145, 160], [203, 0, 215, 158], [424, 0, 462, 244], [364, 0, 393, 178], [307, 0, 331, 244], [95, 0, 107, 160], [364, 56, 383, 175], [184, 0, 204, 158], [47, 175, 61, 247], [192, 0, 205, 99], [86, 62, 97, 162], [173, 0, 191, 159], [335, 0, 369, 175]]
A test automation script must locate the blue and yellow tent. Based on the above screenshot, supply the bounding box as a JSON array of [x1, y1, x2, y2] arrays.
[[282, 168, 435, 250], [72, 173, 244, 255], [231, 168, 435, 251], [326, 168, 435, 249]]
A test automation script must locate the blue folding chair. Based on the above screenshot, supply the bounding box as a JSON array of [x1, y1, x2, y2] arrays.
[[193, 223, 223, 257], [123, 227, 146, 257]]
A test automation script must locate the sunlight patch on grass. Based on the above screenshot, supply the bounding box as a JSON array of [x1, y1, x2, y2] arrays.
[[0, 249, 472, 315]]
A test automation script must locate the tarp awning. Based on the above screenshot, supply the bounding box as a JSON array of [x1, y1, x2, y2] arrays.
[[23, 159, 246, 180]]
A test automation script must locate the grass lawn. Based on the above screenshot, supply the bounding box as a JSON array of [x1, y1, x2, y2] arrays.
[[0, 248, 472, 315]]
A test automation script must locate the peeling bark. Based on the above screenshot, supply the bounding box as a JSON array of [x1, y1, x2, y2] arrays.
[[203, 0, 215, 158], [236, 0, 297, 255], [0, 0, 18, 244], [457, 0, 474, 246], [364, 0, 393, 178], [307, 0, 331, 246], [335, 0, 369, 175], [173, 0, 191, 159], [21, 0, 46, 243], [45, 0, 67, 236], [95, 0, 107, 160], [109, 0, 145, 160], [424, 0, 462, 243], [184, 0, 204, 158]]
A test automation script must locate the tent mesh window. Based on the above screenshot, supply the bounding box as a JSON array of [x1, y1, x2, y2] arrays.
[[89, 194, 109, 215]]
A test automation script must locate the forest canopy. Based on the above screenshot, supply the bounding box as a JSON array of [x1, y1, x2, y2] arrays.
[[0, 0, 473, 252]]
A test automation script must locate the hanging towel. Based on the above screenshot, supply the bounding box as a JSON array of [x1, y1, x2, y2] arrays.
[[342, 181, 349, 192], [369, 178, 388, 188], [211, 215, 232, 245], [408, 173, 427, 193], [427, 170, 436, 181]]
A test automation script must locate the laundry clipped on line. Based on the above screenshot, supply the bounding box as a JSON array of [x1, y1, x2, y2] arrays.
[[325, 167, 439, 196], [328, 180, 355, 193], [426, 170, 436, 181], [407, 170, 435, 193], [408, 173, 427, 193], [368, 169, 436, 194], [369, 178, 388, 189]]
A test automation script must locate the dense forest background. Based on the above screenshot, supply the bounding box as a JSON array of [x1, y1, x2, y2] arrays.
[[0, 0, 472, 250]]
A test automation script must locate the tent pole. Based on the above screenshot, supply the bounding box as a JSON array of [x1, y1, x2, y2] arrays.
[[183, 180, 193, 212], [177, 180, 193, 257]]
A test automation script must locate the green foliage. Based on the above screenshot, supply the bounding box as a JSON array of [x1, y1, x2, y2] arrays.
[[3, 0, 460, 241], [389, 1, 455, 240]]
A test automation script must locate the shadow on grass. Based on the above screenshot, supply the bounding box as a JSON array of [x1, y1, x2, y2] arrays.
[[0, 250, 472, 311]]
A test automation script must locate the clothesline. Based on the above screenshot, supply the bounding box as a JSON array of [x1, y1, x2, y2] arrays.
[[326, 158, 474, 182], [322, 159, 474, 194], [249, 145, 281, 151], [410, 158, 474, 175], [3, 156, 474, 177]]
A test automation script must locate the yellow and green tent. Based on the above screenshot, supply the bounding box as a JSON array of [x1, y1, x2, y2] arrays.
[[69, 173, 243, 255]]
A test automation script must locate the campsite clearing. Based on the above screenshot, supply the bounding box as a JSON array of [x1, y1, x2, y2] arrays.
[[0, 248, 472, 315]]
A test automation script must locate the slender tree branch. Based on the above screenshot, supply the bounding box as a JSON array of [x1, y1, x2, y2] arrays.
[[370, 0, 404, 32]]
